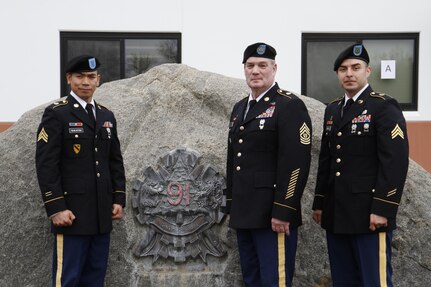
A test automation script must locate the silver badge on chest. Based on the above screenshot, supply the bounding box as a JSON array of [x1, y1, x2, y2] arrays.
[[259, 119, 265, 130]]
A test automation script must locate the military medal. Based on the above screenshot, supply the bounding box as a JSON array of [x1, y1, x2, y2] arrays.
[[259, 119, 265, 130], [256, 106, 275, 118], [230, 116, 237, 128], [326, 116, 333, 132], [351, 124, 357, 134], [69, 122, 83, 127], [352, 114, 372, 123], [364, 123, 369, 133]]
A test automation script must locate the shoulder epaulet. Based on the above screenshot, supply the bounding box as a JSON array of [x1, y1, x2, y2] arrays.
[[97, 103, 109, 110], [277, 89, 292, 99], [328, 97, 343, 105], [50, 100, 68, 109], [370, 91, 392, 100]]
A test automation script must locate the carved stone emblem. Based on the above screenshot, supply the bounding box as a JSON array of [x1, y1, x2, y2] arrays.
[[132, 148, 226, 263]]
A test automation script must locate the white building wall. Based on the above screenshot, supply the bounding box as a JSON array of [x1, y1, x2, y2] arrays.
[[1, 0, 429, 121]]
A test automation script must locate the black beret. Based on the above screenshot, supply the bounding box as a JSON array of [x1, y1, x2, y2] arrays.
[[333, 44, 369, 71], [242, 42, 277, 64], [65, 55, 101, 73]]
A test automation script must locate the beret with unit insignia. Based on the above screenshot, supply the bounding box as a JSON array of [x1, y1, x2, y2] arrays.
[[243, 42, 277, 64], [65, 55, 101, 74], [334, 44, 369, 71]]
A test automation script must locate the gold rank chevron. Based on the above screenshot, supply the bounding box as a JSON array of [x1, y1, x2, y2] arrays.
[[37, 127, 49, 143], [285, 168, 300, 199], [299, 123, 311, 145], [391, 124, 404, 139]]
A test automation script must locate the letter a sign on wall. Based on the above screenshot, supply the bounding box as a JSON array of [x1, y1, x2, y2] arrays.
[[381, 60, 396, 79]]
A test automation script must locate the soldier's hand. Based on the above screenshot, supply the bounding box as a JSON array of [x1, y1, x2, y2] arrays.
[[271, 218, 290, 235], [312, 209, 322, 225], [369, 213, 388, 231], [51, 210, 75, 227], [112, 204, 123, 220]]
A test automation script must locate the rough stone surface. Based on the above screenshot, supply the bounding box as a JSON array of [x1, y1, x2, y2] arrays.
[[0, 64, 430, 286]]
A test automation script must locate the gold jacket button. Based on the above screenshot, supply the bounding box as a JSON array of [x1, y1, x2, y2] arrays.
[[358, 131, 362, 135], [239, 139, 243, 144], [97, 173, 101, 177], [95, 147, 98, 152], [335, 172, 341, 176], [337, 132, 342, 137], [236, 166, 241, 171], [237, 152, 242, 157], [336, 158, 341, 163], [95, 161, 99, 165], [336, 145, 341, 150], [372, 189, 376, 193], [240, 126, 244, 131]]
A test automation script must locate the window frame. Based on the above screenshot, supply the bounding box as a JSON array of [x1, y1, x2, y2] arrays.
[[301, 33, 419, 111], [60, 31, 182, 97]]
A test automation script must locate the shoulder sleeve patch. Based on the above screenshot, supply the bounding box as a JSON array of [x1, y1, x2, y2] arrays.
[[277, 89, 292, 99]]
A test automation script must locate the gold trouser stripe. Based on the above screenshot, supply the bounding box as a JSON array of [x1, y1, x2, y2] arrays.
[[379, 232, 388, 287], [55, 234, 64, 287], [278, 233, 286, 287]]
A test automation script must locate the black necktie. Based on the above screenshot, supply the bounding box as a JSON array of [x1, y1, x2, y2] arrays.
[[85, 103, 96, 127], [244, 99, 257, 119], [342, 98, 354, 118]]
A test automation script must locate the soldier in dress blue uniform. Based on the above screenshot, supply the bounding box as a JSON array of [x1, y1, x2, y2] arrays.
[[225, 43, 312, 286], [312, 44, 409, 286], [36, 55, 126, 287]]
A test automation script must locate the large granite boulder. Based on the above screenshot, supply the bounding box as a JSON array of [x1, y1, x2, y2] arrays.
[[0, 64, 429, 286]]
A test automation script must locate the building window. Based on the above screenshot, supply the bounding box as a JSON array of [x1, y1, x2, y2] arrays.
[[60, 32, 181, 96], [301, 33, 419, 111]]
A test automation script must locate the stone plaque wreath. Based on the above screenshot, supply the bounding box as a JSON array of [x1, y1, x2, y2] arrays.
[[132, 148, 227, 263]]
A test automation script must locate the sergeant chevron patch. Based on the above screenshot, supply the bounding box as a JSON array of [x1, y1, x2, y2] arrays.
[[299, 123, 311, 145], [391, 124, 404, 139], [37, 127, 48, 143]]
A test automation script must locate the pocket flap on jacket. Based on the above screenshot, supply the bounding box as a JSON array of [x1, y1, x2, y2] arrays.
[[254, 172, 276, 188], [351, 176, 376, 194]]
